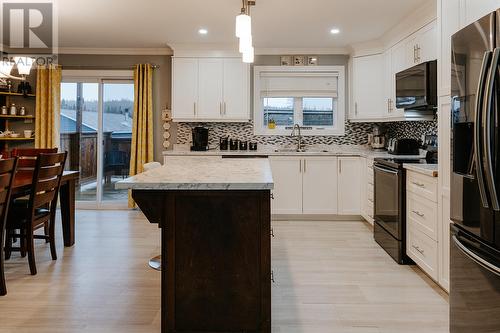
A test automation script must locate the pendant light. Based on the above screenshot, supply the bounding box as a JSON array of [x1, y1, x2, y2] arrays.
[[0, 60, 14, 78], [235, 11, 251, 38], [235, 0, 256, 63], [242, 46, 254, 63], [14, 56, 34, 76]]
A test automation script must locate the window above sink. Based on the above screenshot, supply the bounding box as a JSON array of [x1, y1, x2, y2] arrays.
[[254, 66, 345, 136]]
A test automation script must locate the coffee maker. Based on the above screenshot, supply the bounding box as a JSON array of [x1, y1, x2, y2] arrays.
[[191, 127, 209, 151], [369, 125, 386, 150]]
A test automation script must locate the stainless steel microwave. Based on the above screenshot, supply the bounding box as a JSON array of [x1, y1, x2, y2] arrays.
[[395, 60, 437, 111]]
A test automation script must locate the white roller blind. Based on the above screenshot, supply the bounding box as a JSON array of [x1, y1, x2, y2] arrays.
[[260, 71, 338, 98]]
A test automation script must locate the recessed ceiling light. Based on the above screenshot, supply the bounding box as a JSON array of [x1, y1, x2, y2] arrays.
[[198, 28, 208, 35], [330, 28, 340, 34]]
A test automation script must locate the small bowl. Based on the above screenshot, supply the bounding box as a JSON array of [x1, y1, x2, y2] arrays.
[[10, 133, 20, 138]]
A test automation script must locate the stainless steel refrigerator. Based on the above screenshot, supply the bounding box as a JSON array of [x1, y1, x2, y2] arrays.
[[451, 9, 500, 333]]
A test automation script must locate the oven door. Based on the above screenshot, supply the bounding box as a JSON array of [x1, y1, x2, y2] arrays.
[[374, 164, 403, 240]]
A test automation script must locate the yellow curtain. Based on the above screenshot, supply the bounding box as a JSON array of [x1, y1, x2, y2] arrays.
[[35, 65, 62, 149], [129, 64, 154, 207]]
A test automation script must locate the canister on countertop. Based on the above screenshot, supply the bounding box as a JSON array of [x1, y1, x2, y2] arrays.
[[249, 142, 258, 151], [229, 139, 239, 151], [239, 140, 248, 150]]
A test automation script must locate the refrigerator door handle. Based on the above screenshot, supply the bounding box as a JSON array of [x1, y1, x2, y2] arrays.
[[483, 47, 500, 211], [474, 51, 493, 208], [452, 235, 500, 277]]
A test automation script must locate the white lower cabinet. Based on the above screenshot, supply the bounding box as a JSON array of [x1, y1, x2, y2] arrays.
[[406, 170, 439, 281], [269, 157, 303, 215], [337, 157, 361, 215], [270, 156, 360, 216], [302, 157, 338, 214]]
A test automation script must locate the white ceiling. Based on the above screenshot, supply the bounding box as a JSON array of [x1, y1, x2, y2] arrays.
[[57, 0, 430, 51]]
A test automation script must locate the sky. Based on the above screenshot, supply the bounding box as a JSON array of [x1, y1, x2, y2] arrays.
[[61, 82, 134, 101]]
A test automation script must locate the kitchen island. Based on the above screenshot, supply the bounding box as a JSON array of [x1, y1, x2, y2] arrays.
[[116, 156, 274, 333]]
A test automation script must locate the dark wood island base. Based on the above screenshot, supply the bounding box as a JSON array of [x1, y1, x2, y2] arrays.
[[133, 189, 271, 333]]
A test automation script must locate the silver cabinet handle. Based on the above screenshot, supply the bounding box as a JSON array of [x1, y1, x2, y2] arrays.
[[412, 210, 425, 218], [193, 102, 197, 116], [271, 227, 275, 238], [411, 181, 425, 188], [412, 244, 425, 255], [224, 102, 227, 115], [355, 102, 358, 115], [219, 102, 222, 116], [339, 159, 342, 174], [414, 45, 417, 63], [304, 159, 307, 173]]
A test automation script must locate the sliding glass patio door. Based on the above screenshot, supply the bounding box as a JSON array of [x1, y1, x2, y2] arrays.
[[60, 71, 134, 209]]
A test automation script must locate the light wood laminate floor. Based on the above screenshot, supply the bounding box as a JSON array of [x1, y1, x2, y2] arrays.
[[0, 211, 449, 333]]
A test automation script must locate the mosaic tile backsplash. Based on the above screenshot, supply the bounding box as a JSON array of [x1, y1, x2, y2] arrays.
[[174, 119, 438, 148]]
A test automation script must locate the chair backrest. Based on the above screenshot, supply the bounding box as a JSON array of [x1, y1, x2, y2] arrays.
[[11, 148, 58, 169], [0, 158, 17, 229], [28, 152, 67, 216]]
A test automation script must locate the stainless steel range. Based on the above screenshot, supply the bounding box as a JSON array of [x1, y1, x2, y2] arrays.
[[373, 157, 427, 264]]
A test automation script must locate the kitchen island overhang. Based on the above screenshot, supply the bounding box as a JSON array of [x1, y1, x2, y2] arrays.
[[116, 157, 274, 333]]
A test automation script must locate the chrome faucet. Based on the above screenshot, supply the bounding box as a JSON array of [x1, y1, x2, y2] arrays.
[[291, 124, 305, 152]]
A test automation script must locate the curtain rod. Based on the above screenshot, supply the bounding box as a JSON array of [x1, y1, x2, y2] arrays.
[[61, 64, 160, 70]]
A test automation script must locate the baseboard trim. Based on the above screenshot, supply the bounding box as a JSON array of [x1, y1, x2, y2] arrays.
[[272, 214, 363, 221]]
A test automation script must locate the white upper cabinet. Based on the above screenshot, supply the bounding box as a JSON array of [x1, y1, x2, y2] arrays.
[[463, 0, 500, 27], [172, 58, 198, 120], [337, 157, 361, 215], [223, 58, 250, 121], [350, 54, 386, 121], [406, 20, 438, 66], [172, 57, 250, 122], [439, 0, 461, 97], [198, 59, 224, 120]]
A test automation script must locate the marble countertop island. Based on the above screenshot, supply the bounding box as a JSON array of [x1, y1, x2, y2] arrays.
[[116, 156, 274, 190]]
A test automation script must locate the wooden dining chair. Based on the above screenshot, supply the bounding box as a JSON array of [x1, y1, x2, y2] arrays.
[[11, 148, 58, 168], [0, 158, 18, 296], [8, 148, 59, 247], [4, 152, 67, 276]]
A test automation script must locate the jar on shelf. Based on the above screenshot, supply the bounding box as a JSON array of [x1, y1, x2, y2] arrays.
[[9, 104, 16, 115], [19, 106, 26, 116]]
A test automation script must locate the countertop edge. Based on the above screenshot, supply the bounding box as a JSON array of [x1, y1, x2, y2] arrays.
[[403, 163, 438, 178]]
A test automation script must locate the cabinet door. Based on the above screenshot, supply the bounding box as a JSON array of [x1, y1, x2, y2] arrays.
[[351, 54, 385, 120], [439, 0, 461, 96], [172, 58, 198, 120], [405, 34, 419, 66], [464, 0, 500, 27], [302, 157, 338, 214], [223, 59, 250, 121], [198, 58, 224, 120], [391, 41, 408, 74], [269, 157, 303, 214], [417, 21, 438, 63], [338, 157, 361, 215]]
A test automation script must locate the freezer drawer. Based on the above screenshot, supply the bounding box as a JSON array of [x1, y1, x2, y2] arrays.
[[450, 224, 500, 333]]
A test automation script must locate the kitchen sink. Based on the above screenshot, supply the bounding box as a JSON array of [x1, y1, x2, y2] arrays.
[[274, 147, 329, 153]]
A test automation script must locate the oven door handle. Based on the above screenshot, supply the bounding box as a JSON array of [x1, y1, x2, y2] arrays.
[[373, 165, 400, 175], [474, 51, 492, 208], [452, 235, 500, 277]]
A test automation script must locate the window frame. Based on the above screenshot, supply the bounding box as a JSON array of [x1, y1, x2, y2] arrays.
[[253, 66, 345, 136]]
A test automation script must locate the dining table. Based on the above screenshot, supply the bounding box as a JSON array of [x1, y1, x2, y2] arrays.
[[11, 170, 80, 247]]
